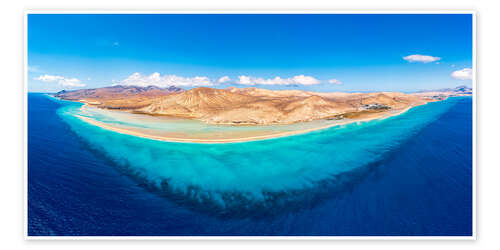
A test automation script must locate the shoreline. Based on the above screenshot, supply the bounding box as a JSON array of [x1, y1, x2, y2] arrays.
[[72, 105, 415, 144]]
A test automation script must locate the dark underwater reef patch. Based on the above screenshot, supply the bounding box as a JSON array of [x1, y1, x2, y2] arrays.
[[59, 98, 457, 219], [67, 128, 402, 219]]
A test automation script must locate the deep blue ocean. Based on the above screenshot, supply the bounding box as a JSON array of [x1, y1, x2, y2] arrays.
[[28, 93, 473, 236]]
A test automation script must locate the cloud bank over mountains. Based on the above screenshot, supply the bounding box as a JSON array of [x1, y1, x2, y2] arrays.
[[118, 72, 214, 87], [33, 72, 346, 89], [236, 75, 320, 85], [35, 59, 472, 90], [113, 72, 342, 87]]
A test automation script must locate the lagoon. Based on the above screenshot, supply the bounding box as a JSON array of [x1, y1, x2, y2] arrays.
[[28, 93, 473, 236]]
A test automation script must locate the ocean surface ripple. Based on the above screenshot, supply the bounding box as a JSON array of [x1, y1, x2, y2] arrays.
[[28, 94, 472, 236], [57, 95, 453, 213]]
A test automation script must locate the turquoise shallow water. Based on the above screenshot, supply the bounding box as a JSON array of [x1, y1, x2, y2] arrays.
[[76, 104, 345, 139], [29, 94, 472, 235], [56, 97, 456, 210]]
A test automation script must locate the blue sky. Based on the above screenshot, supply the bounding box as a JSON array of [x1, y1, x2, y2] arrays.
[[28, 14, 473, 93]]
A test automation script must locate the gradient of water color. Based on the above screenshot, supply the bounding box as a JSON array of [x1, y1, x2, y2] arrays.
[[74, 104, 348, 140], [28, 93, 472, 236]]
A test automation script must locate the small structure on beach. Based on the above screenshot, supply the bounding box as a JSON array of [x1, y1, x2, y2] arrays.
[[361, 103, 391, 110]]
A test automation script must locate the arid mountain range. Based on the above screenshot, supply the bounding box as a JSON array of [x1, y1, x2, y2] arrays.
[[413, 85, 473, 100], [54, 85, 470, 125], [55, 85, 182, 109]]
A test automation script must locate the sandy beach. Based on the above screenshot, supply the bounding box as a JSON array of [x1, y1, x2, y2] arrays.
[[53, 85, 446, 144], [73, 105, 414, 144]]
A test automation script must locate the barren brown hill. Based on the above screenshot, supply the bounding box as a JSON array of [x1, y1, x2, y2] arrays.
[[138, 87, 260, 119], [54, 85, 183, 109], [55, 86, 438, 125], [135, 87, 435, 125], [226, 86, 312, 98]]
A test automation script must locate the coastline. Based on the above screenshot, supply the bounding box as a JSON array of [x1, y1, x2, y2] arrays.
[[72, 105, 415, 144]]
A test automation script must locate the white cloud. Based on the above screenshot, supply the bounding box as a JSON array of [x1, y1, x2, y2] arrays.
[[451, 68, 473, 80], [218, 76, 231, 83], [237, 75, 320, 85], [238, 75, 253, 85], [292, 75, 320, 85], [118, 72, 214, 87], [59, 78, 85, 87], [328, 79, 342, 85], [403, 54, 441, 63], [34, 74, 85, 87], [36, 75, 64, 82], [28, 66, 42, 73]]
